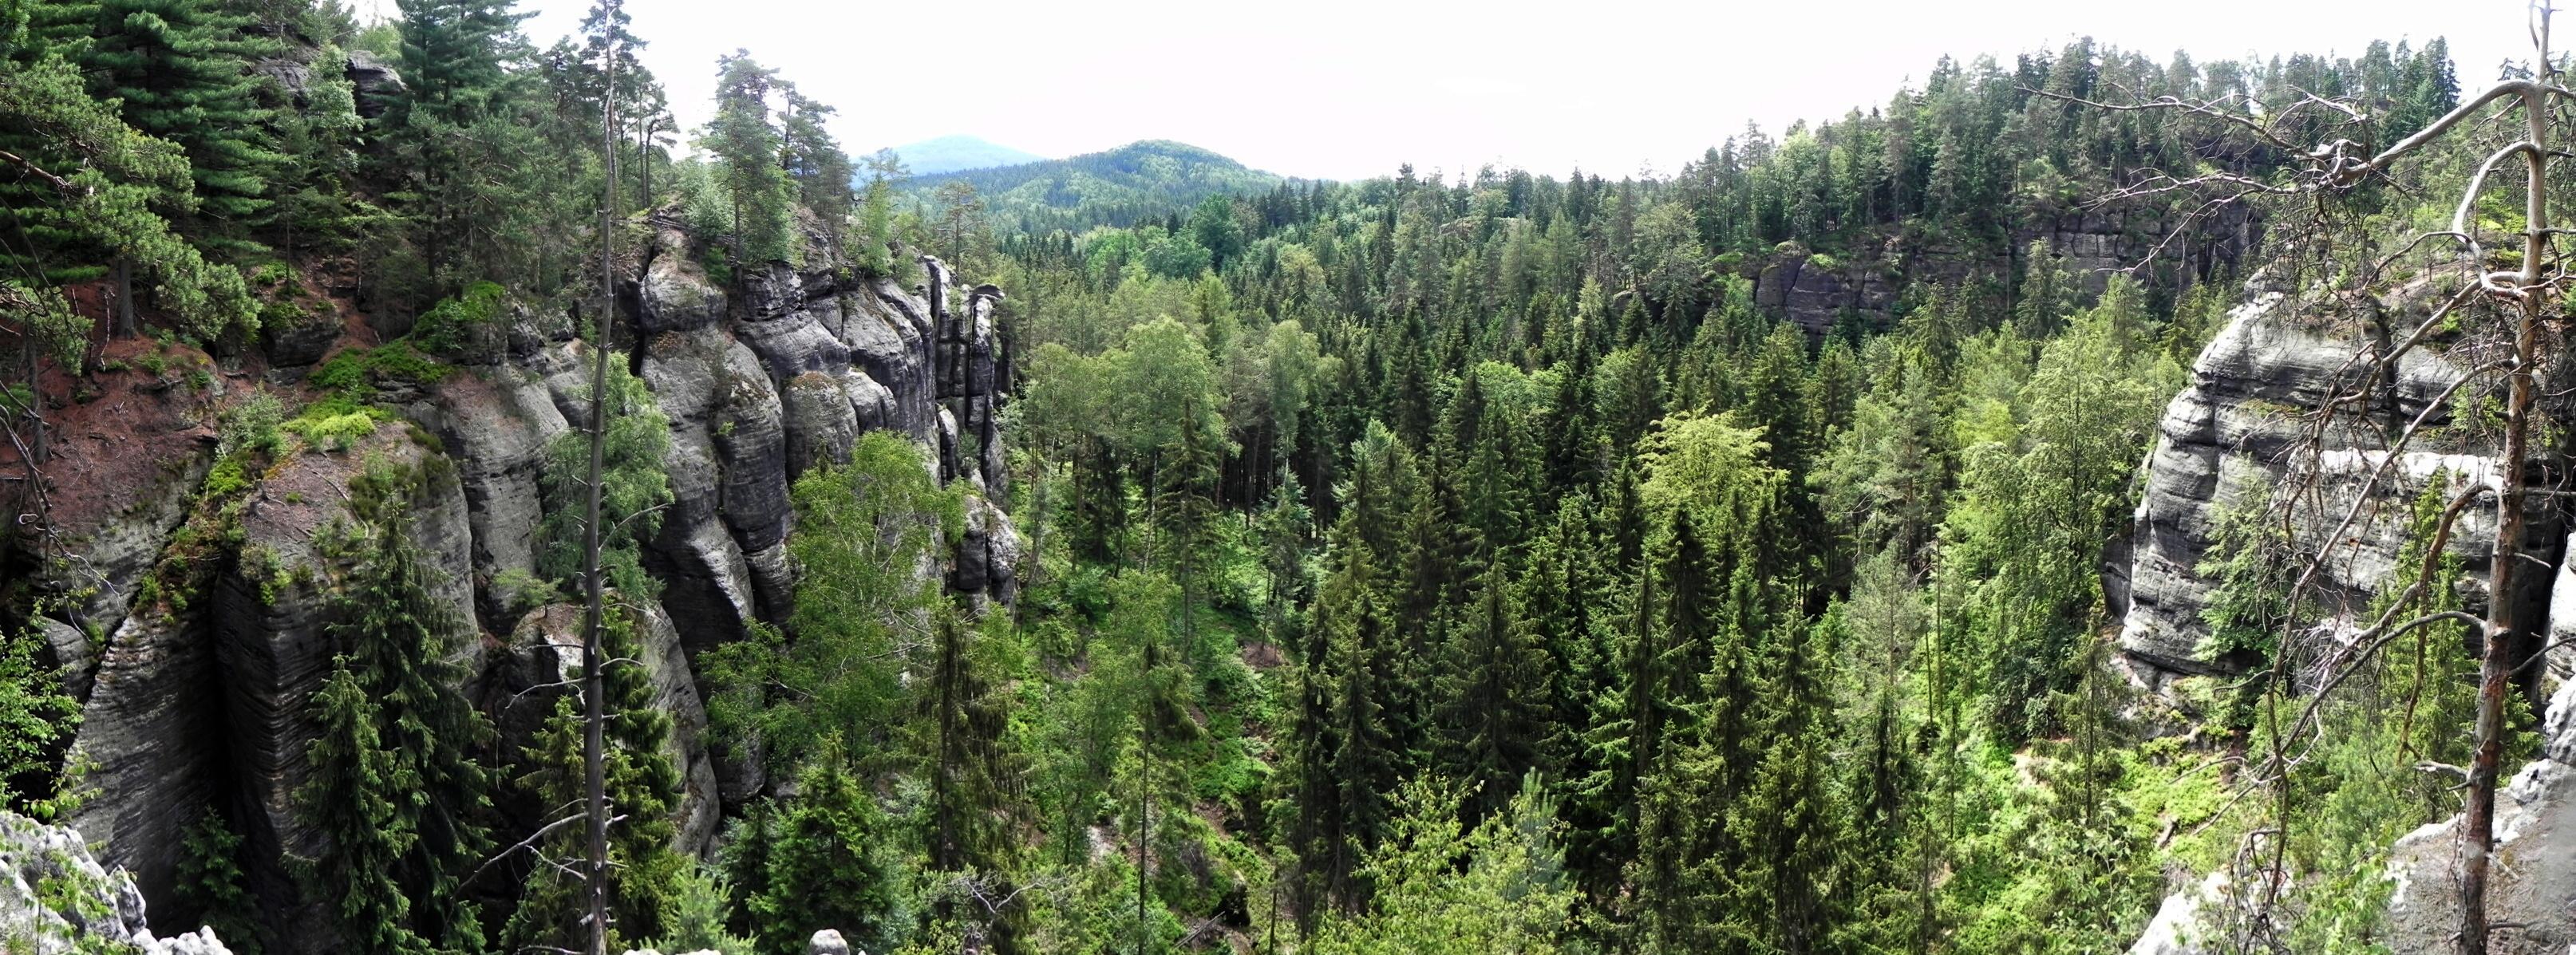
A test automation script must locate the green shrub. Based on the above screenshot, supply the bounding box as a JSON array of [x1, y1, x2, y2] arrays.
[[409, 281, 506, 355], [285, 411, 377, 452], [311, 342, 450, 401], [218, 390, 287, 458]]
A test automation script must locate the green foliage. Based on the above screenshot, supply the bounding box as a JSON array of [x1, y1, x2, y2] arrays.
[[310, 341, 451, 401], [907, 140, 1287, 234], [176, 809, 262, 955], [532, 350, 671, 596], [0, 618, 78, 817], [293, 511, 494, 953], [702, 51, 797, 267], [35, 0, 289, 232], [1306, 773, 1578, 955], [731, 750, 907, 955], [0, 46, 256, 340], [282, 409, 377, 451], [407, 279, 505, 354], [705, 431, 960, 764]]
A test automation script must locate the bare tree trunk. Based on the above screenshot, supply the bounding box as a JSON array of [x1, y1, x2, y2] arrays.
[[113, 257, 134, 339], [2461, 66, 2553, 955], [580, 14, 622, 955]]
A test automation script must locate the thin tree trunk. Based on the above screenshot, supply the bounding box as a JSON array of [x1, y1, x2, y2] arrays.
[[113, 257, 134, 338], [580, 18, 622, 955], [2461, 76, 2551, 955]]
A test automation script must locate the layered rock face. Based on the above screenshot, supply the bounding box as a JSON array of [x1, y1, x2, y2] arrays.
[[16, 218, 1016, 938], [1751, 210, 2238, 337], [2112, 287, 2550, 690], [2115, 282, 2576, 952]]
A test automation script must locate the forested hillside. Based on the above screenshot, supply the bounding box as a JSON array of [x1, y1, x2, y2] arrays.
[[904, 139, 1290, 235], [887, 135, 1047, 176], [5, 1, 2575, 953]]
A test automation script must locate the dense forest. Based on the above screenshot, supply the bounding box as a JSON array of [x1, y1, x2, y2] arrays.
[[2, 0, 2571, 953]]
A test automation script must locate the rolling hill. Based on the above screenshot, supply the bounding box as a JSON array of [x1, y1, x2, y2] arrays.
[[883, 134, 1047, 176], [901, 139, 1294, 232]]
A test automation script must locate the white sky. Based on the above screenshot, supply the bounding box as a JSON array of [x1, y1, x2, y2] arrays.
[[378, 0, 2538, 181]]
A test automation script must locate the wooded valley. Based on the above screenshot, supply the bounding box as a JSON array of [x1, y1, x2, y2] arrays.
[[2, 2, 2573, 954]]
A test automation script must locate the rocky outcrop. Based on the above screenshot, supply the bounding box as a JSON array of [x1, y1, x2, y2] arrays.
[[1753, 251, 1898, 337], [0, 811, 234, 954], [216, 429, 477, 935], [61, 610, 224, 929], [342, 50, 404, 118], [2380, 679, 2576, 953], [406, 369, 570, 628], [2113, 286, 2527, 691], [24, 210, 1016, 937]]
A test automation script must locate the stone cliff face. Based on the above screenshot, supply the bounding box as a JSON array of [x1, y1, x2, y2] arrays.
[[1752, 209, 2245, 337], [2112, 286, 2535, 690], [8, 214, 1016, 938], [2113, 282, 2576, 952]]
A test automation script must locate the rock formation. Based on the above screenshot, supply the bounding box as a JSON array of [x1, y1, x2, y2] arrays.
[[2114, 278, 2576, 952], [0, 811, 234, 954], [4, 211, 1016, 936], [2118, 287, 2499, 685]]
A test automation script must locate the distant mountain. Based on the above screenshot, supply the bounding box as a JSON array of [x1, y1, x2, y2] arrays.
[[886, 135, 1047, 176], [903, 140, 1294, 233]]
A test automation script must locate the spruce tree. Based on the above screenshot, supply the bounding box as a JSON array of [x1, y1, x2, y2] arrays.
[[741, 749, 902, 955], [1434, 560, 1555, 816], [294, 508, 494, 953], [295, 665, 429, 953]]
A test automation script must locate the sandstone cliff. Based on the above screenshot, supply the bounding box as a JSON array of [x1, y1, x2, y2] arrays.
[[4, 208, 1016, 939]]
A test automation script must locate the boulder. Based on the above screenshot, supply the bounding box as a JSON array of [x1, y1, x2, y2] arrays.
[[0, 811, 235, 954], [711, 365, 791, 552], [842, 283, 935, 441], [258, 300, 340, 369], [638, 231, 726, 333], [342, 50, 404, 117], [737, 308, 852, 384], [35, 616, 91, 700], [254, 58, 311, 105], [782, 371, 859, 477], [413, 369, 571, 629]]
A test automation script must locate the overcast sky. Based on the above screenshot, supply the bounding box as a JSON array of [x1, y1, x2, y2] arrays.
[[393, 0, 2537, 181]]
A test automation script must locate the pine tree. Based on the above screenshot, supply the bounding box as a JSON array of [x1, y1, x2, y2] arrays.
[[38, 0, 286, 237], [705, 51, 794, 266], [0, 30, 255, 342], [388, 0, 535, 289], [779, 85, 851, 250]]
